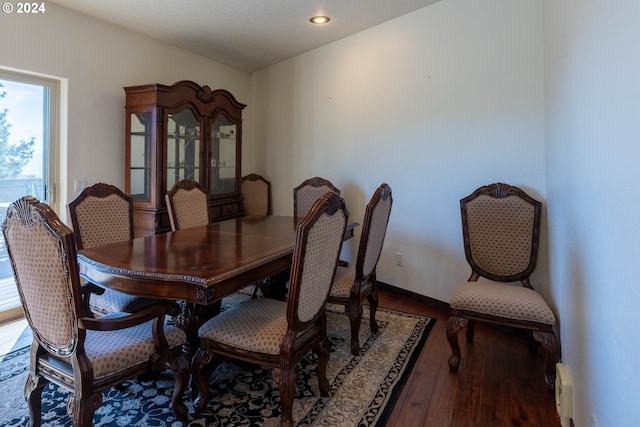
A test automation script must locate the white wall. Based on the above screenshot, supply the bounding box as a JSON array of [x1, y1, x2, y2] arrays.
[[253, 0, 546, 303], [544, 0, 640, 426], [7, 1, 635, 425], [0, 3, 253, 220]]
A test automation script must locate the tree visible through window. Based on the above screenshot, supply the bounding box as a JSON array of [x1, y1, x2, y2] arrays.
[[0, 71, 58, 322], [0, 87, 35, 178]]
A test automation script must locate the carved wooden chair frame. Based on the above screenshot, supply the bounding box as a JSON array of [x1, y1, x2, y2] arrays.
[[67, 182, 135, 250], [446, 183, 560, 389], [328, 183, 393, 355], [67, 182, 158, 316], [191, 192, 348, 427], [165, 178, 211, 231], [293, 176, 341, 219], [240, 173, 272, 216], [3, 196, 189, 426]]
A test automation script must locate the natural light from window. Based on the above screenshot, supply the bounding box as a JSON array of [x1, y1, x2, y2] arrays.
[[0, 74, 53, 321]]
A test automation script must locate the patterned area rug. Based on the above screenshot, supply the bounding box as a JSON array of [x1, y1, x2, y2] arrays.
[[0, 305, 434, 426]]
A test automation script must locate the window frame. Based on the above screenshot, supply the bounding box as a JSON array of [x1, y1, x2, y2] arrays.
[[0, 67, 61, 323], [0, 67, 60, 210]]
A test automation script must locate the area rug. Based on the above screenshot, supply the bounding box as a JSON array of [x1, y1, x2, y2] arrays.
[[0, 305, 434, 426]]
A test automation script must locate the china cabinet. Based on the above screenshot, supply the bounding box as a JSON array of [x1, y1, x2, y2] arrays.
[[124, 80, 246, 236]]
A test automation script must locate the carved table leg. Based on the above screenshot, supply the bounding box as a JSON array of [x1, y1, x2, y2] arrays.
[[174, 301, 221, 359], [167, 350, 190, 420], [258, 269, 290, 301], [192, 347, 215, 413]]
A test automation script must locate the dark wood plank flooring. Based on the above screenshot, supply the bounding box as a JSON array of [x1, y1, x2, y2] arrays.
[[378, 284, 560, 427], [0, 285, 560, 427]]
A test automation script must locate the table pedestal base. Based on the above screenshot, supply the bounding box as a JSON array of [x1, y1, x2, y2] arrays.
[[175, 301, 221, 358]]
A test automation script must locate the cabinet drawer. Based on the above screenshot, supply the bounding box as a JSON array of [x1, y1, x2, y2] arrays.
[[210, 201, 242, 221], [222, 203, 239, 215]]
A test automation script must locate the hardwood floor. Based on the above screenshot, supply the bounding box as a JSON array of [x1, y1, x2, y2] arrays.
[[378, 285, 560, 427], [0, 286, 560, 427]]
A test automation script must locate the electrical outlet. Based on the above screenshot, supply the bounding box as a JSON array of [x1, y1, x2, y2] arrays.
[[395, 252, 403, 266]]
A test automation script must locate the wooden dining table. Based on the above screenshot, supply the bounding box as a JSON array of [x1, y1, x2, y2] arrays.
[[77, 215, 358, 350]]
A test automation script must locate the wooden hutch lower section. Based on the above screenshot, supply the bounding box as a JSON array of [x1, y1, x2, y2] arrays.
[[133, 196, 244, 237]]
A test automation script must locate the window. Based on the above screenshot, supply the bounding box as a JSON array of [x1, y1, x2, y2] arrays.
[[0, 69, 59, 322]]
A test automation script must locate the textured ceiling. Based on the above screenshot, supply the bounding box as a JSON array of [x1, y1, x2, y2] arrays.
[[49, 0, 442, 72]]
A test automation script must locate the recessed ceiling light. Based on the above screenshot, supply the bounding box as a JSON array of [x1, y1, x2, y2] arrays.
[[310, 15, 330, 25]]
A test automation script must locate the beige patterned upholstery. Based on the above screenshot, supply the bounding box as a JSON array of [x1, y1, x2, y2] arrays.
[[293, 176, 340, 219], [193, 192, 348, 427], [329, 268, 356, 298], [165, 179, 210, 231], [328, 183, 392, 355], [297, 211, 348, 321], [85, 313, 187, 379], [241, 173, 271, 216], [446, 183, 560, 390], [198, 297, 286, 354], [450, 282, 556, 324], [85, 289, 157, 314], [5, 208, 76, 351], [361, 193, 392, 276], [239, 174, 271, 297], [465, 195, 535, 277], [67, 183, 159, 316], [73, 194, 131, 248], [2, 196, 189, 425]]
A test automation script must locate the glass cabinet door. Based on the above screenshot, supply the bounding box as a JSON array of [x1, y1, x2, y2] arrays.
[[125, 82, 245, 236], [129, 112, 152, 202], [166, 109, 201, 192], [209, 115, 237, 196]]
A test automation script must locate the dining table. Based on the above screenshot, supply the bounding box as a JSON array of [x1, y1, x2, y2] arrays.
[[77, 215, 358, 352]]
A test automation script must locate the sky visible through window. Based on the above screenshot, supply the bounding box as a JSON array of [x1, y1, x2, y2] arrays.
[[0, 79, 46, 290], [0, 79, 44, 178]]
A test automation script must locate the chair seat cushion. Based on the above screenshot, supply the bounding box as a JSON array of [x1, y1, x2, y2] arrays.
[[198, 298, 287, 355], [85, 314, 186, 379], [450, 282, 556, 325], [89, 288, 158, 315], [329, 267, 355, 298]]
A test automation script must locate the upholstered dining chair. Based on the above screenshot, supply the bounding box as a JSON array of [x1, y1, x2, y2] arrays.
[[192, 192, 348, 427], [2, 196, 189, 426], [293, 176, 341, 219], [241, 173, 271, 216], [446, 183, 560, 390], [293, 176, 348, 270], [166, 178, 256, 301], [67, 182, 159, 316], [328, 183, 393, 355], [165, 179, 210, 231]]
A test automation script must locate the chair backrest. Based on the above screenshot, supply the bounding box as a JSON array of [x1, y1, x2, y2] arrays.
[[3, 196, 83, 357], [165, 179, 210, 231], [67, 182, 134, 250], [355, 183, 393, 279], [461, 182, 541, 285], [241, 173, 271, 216], [287, 192, 348, 325], [293, 177, 341, 219]]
